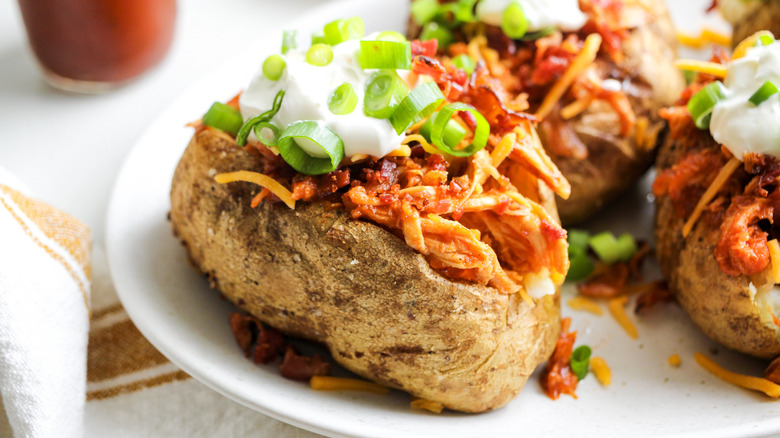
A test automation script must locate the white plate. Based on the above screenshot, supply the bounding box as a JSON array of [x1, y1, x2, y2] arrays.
[[106, 1, 780, 437]]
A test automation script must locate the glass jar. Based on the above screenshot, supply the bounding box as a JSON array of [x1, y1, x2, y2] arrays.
[[17, 0, 176, 93]]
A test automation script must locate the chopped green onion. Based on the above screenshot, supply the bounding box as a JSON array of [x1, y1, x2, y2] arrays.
[[389, 81, 445, 134], [202, 102, 244, 136], [254, 122, 281, 147], [454, 0, 478, 23], [323, 17, 365, 46], [328, 83, 358, 115], [519, 26, 556, 41], [281, 30, 297, 54], [376, 31, 407, 43], [411, 0, 439, 25], [589, 232, 622, 265], [502, 2, 528, 39], [277, 121, 345, 175], [682, 70, 697, 85], [567, 229, 591, 254], [262, 54, 286, 81], [451, 54, 476, 74], [749, 81, 779, 106], [419, 111, 467, 146], [420, 22, 453, 48], [570, 345, 592, 381], [359, 40, 412, 70], [755, 34, 775, 47], [566, 252, 594, 282], [311, 31, 326, 46], [306, 44, 334, 66], [430, 103, 489, 156], [615, 233, 638, 262], [236, 90, 285, 146], [687, 81, 726, 130], [363, 70, 410, 119]]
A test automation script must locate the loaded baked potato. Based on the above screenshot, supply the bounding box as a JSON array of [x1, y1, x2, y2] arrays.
[[719, 0, 780, 47], [170, 21, 570, 412], [408, 0, 684, 224], [654, 33, 780, 359]]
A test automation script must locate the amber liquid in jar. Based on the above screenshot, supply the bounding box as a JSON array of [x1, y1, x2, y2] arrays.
[[17, 0, 176, 92]]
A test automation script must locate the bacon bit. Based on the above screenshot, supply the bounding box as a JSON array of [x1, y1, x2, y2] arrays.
[[765, 357, 780, 385], [411, 39, 438, 57], [541, 318, 579, 400], [577, 262, 629, 299], [628, 241, 652, 280], [634, 281, 673, 313], [226, 92, 242, 110], [279, 346, 332, 381], [653, 148, 732, 218], [229, 312, 288, 364]]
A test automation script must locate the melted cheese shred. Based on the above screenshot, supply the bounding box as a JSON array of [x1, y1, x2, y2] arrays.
[[567, 296, 603, 316], [590, 356, 612, 386], [535, 33, 602, 121], [410, 398, 445, 413], [769, 239, 780, 284], [673, 60, 727, 78], [309, 376, 390, 394], [694, 352, 780, 398], [214, 171, 296, 209], [682, 157, 741, 237], [608, 296, 638, 339]]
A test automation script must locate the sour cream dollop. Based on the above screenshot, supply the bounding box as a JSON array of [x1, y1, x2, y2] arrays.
[[710, 42, 780, 159], [475, 0, 587, 33], [239, 37, 406, 159]]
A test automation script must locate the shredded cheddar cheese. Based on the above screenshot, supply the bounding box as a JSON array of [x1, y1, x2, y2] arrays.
[[386, 144, 412, 157], [682, 157, 741, 237], [733, 31, 775, 60], [634, 116, 649, 149], [701, 29, 732, 47], [491, 132, 517, 167], [608, 296, 638, 339], [673, 59, 727, 78], [560, 95, 594, 120], [590, 356, 611, 386], [536, 33, 602, 121], [694, 352, 780, 398], [411, 398, 445, 413], [567, 296, 604, 316], [676, 31, 706, 49], [769, 240, 780, 284], [668, 354, 681, 367], [309, 376, 390, 395], [214, 171, 296, 209]]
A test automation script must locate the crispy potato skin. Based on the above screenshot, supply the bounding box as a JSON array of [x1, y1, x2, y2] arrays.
[[170, 129, 561, 412], [726, 0, 780, 46], [655, 136, 780, 359], [552, 0, 683, 224]]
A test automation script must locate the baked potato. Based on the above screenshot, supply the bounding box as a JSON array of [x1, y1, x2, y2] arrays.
[[654, 37, 780, 359], [170, 25, 572, 412], [408, 0, 685, 225], [719, 0, 780, 47]]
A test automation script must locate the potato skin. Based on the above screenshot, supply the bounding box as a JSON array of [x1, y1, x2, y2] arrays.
[[722, 0, 780, 46], [170, 129, 561, 412], [551, 0, 683, 225], [655, 135, 780, 359]]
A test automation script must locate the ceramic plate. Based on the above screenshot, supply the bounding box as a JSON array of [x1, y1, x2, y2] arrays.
[[106, 1, 780, 436]]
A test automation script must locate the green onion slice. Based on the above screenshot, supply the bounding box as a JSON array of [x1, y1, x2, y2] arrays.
[[323, 17, 365, 46], [420, 22, 454, 48], [589, 232, 622, 265], [454, 0, 478, 23], [566, 251, 595, 282], [687, 81, 726, 130], [749, 81, 779, 106], [570, 345, 592, 381], [277, 121, 345, 175], [411, 0, 439, 25], [755, 34, 776, 47], [389, 81, 445, 134], [364, 70, 410, 119], [419, 111, 467, 146], [376, 31, 407, 43], [430, 103, 490, 156], [306, 43, 334, 66], [236, 89, 285, 146], [311, 31, 326, 46], [615, 233, 638, 262], [282, 30, 297, 54], [263, 54, 286, 81], [682, 70, 697, 86], [567, 229, 591, 254], [202, 102, 244, 137], [359, 40, 412, 70], [328, 83, 359, 115], [502, 1, 529, 39], [451, 54, 476, 74], [254, 122, 281, 147]]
